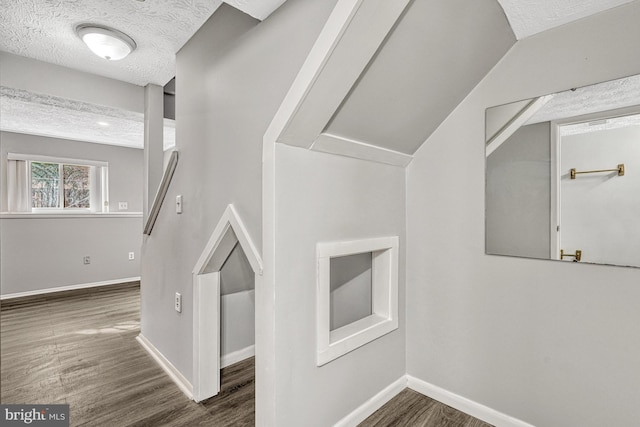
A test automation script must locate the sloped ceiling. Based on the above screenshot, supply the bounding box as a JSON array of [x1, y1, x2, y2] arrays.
[[276, 0, 638, 164], [323, 0, 515, 155]]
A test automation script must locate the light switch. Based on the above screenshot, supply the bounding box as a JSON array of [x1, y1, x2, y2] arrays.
[[176, 195, 183, 214]]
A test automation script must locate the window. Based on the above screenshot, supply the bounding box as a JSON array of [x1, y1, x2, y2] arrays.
[[316, 236, 399, 366], [7, 154, 108, 213]]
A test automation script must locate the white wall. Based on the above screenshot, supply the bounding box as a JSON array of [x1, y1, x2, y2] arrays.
[[561, 124, 640, 267], [1, 132, 143, 213], [220, 244, 255, 356], [272, 145, 406, 426], [1, 216, 141, 296], [486, 122, 551, 259], [330, 252, 372, 330], [406, 3, 640, 426], [0, 51, 143, 113], [0, 132, 143, 296], [140, 0, 338, 388]]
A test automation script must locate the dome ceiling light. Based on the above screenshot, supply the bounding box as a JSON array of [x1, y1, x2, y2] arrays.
[[76, 24, 136, 61]]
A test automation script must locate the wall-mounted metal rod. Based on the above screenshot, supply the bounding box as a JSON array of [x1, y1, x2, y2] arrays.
[[570, 163, 624, 179], [560, 249, 582, 262]]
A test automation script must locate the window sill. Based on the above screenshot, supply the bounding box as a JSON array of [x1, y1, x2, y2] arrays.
[[0, 212, 143, 219]]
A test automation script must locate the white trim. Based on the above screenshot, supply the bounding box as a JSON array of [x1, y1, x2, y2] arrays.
[[316, 236, 399, 366], [548, 105, 640, 261], [334, 376, 407, 427], [136, 334, 194, 400], [407, 376, 536, 427], [192, 204, 263, 402], [221, 345, 255, 369], [192, 205, 263, 276], [550, 121, 561, 260], [311, 133, 413, 167], [274, 0, 411, 149], [193, 272, 221, 402], [260, 0, 412, 423], [0, 277, 140, 300], [485, 95, 554, 157], [0, 212, 142, 219], [7, 152, 109, 167]]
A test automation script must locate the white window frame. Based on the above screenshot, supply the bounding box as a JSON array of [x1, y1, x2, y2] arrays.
[[7, 153, 109, 213], [316, 236, 399, 366]]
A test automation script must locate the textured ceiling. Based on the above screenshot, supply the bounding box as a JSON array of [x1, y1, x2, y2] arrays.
[[0, 0, 286, 87], [0, 86, 175, 150], [496, 0, 636, 39], [527, 73, 640, 124], [0, 0, 632, 152]]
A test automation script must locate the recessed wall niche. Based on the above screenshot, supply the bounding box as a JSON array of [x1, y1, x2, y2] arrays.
[[316, 236, 399, 366], [330, 252, 373, 331]]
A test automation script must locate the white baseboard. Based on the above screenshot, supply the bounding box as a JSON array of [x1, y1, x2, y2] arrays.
[[136, 334, 194, 400], [221, 345, 255, 368], [407, 376, 535, 427], [334, 376, 407, 427], [0, 277, 141, 300]]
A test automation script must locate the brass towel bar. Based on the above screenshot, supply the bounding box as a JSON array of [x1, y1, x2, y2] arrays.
[[570, 164, 624, 179], [560, 249, 582, 262]]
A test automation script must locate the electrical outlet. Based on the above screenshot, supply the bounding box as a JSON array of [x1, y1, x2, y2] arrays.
[[83, 256, 91, 265], [175, 292, 182, 313], [128, 252, 135, 260], [118, 201, 128, 210]]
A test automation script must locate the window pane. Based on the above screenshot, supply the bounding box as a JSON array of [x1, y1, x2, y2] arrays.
[[63, 165, 91, 208], [31, 162, 59, 208]]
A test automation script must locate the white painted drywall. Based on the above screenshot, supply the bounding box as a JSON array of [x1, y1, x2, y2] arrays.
[[0, 131, 143, 295], [272, 145, 405, 426], [140, 0, 338, 394], [221, 290, 255, 356], [0, 51, 144, 113], [486, 122, 550, 259], [220, 243, 255, 356], [330, 252, 373, 330], [560, 124, 640, 267], [0, 131, 143, 212], [406, 2, 640, 426], [0, 216, 141, 296], [325, 0, 515, 154], [485, 98, 532, 141]]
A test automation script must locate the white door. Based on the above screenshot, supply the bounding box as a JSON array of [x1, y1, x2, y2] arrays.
[[556, 114, 640, 267]]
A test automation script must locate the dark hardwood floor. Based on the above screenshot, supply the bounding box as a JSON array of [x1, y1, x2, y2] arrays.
[[0, 282, 254, 426], [1, 283, 490, 427], [359, 389, 492, 427]]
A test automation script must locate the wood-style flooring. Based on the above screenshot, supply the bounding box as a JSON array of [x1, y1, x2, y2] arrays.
[[1, 282, 491, 427], [0, 282, 254, 426], [359, 389, 492, 427]]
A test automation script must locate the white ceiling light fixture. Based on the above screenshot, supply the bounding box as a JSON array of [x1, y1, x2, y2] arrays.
[[76, 24, 136, 61]]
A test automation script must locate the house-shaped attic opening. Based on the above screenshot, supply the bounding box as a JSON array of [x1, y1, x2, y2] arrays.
[[191, 204, 262, 402]]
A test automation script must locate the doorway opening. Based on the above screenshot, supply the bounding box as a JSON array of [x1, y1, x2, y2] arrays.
[[192, 205, 262, 402], [551, 110, 640, 266]]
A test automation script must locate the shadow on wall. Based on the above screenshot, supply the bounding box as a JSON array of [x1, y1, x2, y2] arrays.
[[330, 252, 373, 330], [220, 243, 255, 357]]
